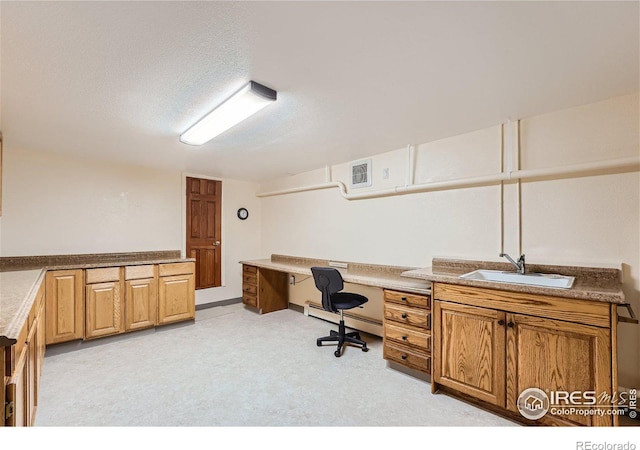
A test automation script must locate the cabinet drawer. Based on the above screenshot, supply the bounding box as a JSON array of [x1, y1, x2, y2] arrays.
[[243, 284, 257, 295], [243, 265, 257, 275], [384, 322, 430, 352], [125, 264, 155, 280], [384, 303, 431, 330], [159, 262, 194, 277], [384, 290, 430, 309], [383, 341, 431, 373], [242, 293, 257, 307], [86, 267, 120, 284], [243, 274, 257, 285]]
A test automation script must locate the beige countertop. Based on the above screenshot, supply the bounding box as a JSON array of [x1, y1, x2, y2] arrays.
[[0, 254, 195, 345], [240, 254, 431, 295], [401, 258, 625, 304], [0, 269, 46, 345]]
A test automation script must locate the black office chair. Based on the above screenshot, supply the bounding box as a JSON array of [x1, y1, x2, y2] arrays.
[[310, 267, 369, 357]]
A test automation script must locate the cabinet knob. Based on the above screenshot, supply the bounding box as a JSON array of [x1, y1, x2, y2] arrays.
[[498, 319, 505, 326], [402, 335, 408, 341], [401, 313, 408, 319], [507, 322, 515, 328], [401, 354, 408, 360]]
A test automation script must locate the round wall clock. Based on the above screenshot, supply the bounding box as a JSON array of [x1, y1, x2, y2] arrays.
[[237, 207, 249, 220]]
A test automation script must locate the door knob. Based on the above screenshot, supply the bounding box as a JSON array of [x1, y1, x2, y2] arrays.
[[213, 241, 220, 246]]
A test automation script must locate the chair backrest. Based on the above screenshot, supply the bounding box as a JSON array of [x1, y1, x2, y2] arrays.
[[310, 267, 344, 313]]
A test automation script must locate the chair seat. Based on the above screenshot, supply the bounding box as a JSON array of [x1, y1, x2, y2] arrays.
[[330, 292, 368, 311]]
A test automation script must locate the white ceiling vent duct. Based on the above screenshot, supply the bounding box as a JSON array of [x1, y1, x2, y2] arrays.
[[350, 159, 372, 189]]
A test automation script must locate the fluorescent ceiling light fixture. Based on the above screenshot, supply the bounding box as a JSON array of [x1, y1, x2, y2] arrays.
[[180, 81, 277, 145]]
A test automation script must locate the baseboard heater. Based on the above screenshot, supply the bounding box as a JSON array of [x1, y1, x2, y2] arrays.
[[305, 302, 383, 337]]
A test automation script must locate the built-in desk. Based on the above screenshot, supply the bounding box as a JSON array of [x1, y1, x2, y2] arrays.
[[239, 255, 431, 328], [239, 254, 433, 375]]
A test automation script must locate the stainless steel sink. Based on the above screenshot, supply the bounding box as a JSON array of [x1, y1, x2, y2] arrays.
[[459, 269, 575, 289]]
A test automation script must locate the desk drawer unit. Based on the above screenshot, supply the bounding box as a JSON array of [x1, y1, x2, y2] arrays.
[[241, 264, 288, 314], [242, 264, 258, 308], [383, 289, 431, 374]]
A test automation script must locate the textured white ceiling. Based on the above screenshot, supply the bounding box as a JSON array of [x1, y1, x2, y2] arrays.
[[1, 1, 638, 182]]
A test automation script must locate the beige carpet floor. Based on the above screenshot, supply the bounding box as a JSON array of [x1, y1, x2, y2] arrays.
[[35, 303, 518, 427]]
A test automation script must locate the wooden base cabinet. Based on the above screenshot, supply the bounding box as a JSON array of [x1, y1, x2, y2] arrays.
[[158, 262, 195, 325], [124, 265, 158, 331], [382, 289, 431, 374], [433, 301, 505, 406], [432, 283, 617, 426], [85, 267, 124, 339], [5, 281, 46, 426], [241, 265, 288, 314], [45, 269, 84, 344]]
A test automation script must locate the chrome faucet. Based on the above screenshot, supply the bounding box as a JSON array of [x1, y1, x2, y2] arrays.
[[500, 253, 526, 274]]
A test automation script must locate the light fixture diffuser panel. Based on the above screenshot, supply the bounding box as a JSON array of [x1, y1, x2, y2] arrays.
[[180, 81, 277, 145]]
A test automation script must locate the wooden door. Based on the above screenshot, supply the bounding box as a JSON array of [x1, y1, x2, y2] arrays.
[[125, 278, 157, 331], [506, 313, 613, 426], [186, 177, 222, 289], [85, 281, 124, 339], [433, 300, 506, 407], [45, 269, 84, 344]]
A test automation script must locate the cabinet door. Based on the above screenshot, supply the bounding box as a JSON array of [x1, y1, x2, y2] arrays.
[[35, 301, 46, 422], [433, 300, 506, 407], [27, 329, 37, 426], [85, 281, 124, 339], [125, 278, 157, 331], [158, 274, 195, 325], [506, 313, 613, 426], [6, 348, 28, 427], [45, 270, 84, 344], [256, 268, 288, 314]]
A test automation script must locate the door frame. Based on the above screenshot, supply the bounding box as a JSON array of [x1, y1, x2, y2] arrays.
[[181, 172, 226, 288]]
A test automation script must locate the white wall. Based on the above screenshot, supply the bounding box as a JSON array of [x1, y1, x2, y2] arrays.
[[1, 147, 183, 255], [0, 148, 262, 306], [259, 93, 640, 388]]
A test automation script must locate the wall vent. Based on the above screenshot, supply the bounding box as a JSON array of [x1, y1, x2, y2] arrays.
[[350, 158, 372, 188]]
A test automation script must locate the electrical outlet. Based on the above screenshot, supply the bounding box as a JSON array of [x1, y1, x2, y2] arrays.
[[382, 168, 389, 179], [290, 275, 295, 285]]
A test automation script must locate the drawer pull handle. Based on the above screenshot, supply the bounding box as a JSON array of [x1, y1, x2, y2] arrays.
[[401, 297, 407, 301], [498, 319, 505, 326], [401, 313, 408, 319], [507, 322, 515, 328], [401, 354, 408, 360], [401, 335, 407, 341]]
